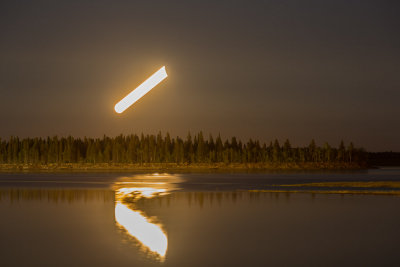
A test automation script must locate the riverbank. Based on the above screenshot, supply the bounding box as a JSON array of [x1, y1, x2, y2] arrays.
[[0, 162, 366, 172], [248, 181, 400, 196]]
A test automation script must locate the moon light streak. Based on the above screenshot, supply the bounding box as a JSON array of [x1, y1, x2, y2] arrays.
[[115, 66, 167, 113]]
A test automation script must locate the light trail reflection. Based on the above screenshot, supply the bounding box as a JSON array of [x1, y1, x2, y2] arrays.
[[114, 174, 182, 261], [115, 202, 167, 257]]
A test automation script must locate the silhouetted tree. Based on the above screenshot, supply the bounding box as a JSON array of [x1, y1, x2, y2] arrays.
[[0, 133, 367, 166]]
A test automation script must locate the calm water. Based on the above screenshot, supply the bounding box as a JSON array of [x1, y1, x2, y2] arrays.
[[0, 170, 400, 266]]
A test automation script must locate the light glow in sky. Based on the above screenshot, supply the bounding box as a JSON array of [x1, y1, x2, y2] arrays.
[[115, 66, 168, 113]]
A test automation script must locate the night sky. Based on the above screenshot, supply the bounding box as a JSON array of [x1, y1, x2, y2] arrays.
[[1, 0, 399, 151]]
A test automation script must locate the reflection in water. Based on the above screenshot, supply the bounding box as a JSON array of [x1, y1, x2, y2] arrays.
[[115, 202, 167, 257], [113, 174, 182, 261], [0, 174, 181, 261], [0, 188, 114, 203], [118, 187, 167, 198]]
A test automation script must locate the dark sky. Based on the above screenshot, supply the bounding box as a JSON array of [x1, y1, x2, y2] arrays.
[[1, 0, 399, 151]]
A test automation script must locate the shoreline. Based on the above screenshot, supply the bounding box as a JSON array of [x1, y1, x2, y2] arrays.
[[248, 189, 400, 196], [0, 162, 366, 173]]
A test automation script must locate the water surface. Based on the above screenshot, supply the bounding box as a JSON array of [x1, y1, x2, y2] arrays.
[[0, 170, 399, 266]]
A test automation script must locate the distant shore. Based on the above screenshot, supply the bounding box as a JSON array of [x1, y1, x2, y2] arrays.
[[0, 162, 366, 172]]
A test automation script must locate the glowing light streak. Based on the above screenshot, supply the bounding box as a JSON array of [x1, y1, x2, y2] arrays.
[[115, 66, 167, 113], [115, 202, 168, 257], [117, 187, 166, 199], [114, 186, 169, 259]]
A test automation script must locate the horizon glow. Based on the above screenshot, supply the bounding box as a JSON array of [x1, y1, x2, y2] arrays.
[[115, 66, 168, 113]]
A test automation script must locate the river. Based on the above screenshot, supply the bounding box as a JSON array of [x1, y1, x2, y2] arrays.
[[0, 169, 399, 266]]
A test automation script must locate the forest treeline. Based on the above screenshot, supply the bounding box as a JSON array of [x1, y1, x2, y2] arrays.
[[0, 132, 367, 166]]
